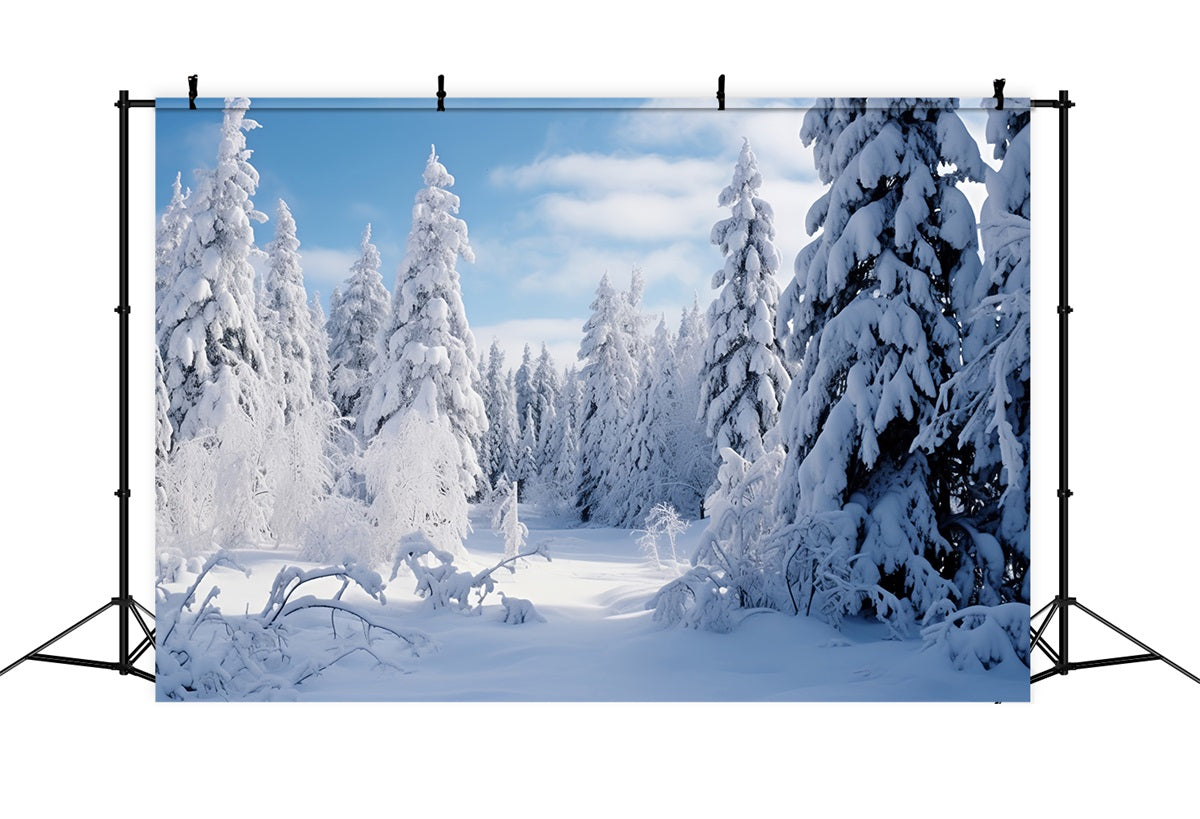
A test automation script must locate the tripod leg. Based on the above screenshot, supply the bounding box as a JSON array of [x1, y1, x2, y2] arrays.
[[1072, 601, 1200, 685], [0, 600, 118, 677], [1030, 600, 1061, 668]]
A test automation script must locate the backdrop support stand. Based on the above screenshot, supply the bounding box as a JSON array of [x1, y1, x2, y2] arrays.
[[1029, 89, 1198, 686], [0, 90, 156, 684]]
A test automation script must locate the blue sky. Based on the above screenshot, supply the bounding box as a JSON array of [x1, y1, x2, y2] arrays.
[[157, 98, 992, 369]]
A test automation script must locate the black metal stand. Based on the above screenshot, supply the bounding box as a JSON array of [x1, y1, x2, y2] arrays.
[[0, 91, 156, 684], [1029, 90, 1199, 687]]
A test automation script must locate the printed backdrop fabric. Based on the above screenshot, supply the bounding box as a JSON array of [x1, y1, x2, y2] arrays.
[[153, 97, 1032, 701]]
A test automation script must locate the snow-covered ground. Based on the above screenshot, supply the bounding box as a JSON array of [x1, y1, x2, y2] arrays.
[[158, 505, 1029, 701]]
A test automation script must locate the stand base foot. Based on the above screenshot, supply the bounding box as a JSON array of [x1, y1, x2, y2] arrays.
[[1030, 597, 1199, 685], [0, 597, 155, 682]]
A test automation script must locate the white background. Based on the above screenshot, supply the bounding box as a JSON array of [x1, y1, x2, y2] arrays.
[[1, 1, 1196, 815]]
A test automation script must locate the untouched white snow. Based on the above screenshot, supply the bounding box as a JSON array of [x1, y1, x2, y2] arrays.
[[160, 504, 1029, 701]]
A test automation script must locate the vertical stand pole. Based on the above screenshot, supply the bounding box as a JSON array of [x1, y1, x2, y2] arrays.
[[118, 89, 131, 675], [0, 91, 154, 684], [1030, 90, 1199, 686], [1056, 87, 1071, 674]]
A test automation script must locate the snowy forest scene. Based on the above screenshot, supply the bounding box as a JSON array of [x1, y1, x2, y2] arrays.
[[153, 97, 1031, 701]]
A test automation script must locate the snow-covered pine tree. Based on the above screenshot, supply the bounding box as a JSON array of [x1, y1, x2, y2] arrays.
[[515, 403, 538, 498], [610, 318, 678, 527], [365, 379, 471, 558], [576, 273, 640, 523], [156, 97, 270, 442], [261, 199, 321, 423], [548, 366, 583, 511], [155, 172, 191, 310], [513, 344, 535, 443], [774, 98, 986, 629], [155, 99, 276, 552], [673, 300, 717, 517], [531, 344, 561, 474], [308, 291, 332, 408], [699, 139, 791, 465], [328, 224, 391, 436], [258, 201, 336, 547], [480, 341, 519, 489], [362, 145, 487, 502], [915, 101, 1032, 605]]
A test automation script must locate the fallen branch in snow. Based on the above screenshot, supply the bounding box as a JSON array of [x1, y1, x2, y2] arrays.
[[389, 531, 551, 613], [157, 550, 430, 700]]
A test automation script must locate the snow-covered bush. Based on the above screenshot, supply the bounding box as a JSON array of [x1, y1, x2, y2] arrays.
[[365, 382, 472, 559], [157, 552, 429, 700], [389, 532, 550, 614], [299, 494, 377, 565], [647, 567, 739, 633], [635, 503, 689, 570], [690, 446, 786, 610], [921, 602, 1031, 671]]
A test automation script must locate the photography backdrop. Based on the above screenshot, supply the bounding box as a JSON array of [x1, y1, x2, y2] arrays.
[[154, 97, 1031, 701]]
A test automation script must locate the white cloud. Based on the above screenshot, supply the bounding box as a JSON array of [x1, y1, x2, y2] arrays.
[[492, 153, 724, 193], [297, 246, 359, 301], [471, 316, 588, 376]]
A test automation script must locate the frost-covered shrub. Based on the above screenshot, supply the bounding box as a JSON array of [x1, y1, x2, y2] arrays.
[[157, 552, 428, 700], [389, 532, 550, 614], [299, 495, 377, 565], [921, 602, 1030, 671], [690, 446, 786, 610], [647, 567, 739, 633], [635, 503, 690, 569]]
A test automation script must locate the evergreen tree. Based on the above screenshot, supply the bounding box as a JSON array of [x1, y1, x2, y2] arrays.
[[261, 199, 321, 423], [328, 224, 391, 435], [531, 344, 561, 471], [156, 97, 269, 442], [155, 172, 191, 310], [576, 273, 639, 523], [480, 341, 519, 489], [362, 146, 487, 499], [548, 366, 583, 511], [915, 101, 1032, 605], [774, 98, 986, 628], [673, 300, 716, 517], [308, 291, 332, 408], [513, 344, 535, 442], [699, 139, 791, 464]]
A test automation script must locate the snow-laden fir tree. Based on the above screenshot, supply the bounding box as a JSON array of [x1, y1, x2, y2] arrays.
[[547, 366, 583, 511], [259, 201, 338, 547], [327, 224, 391, 436], [576, 273, 640, 523], [479, 341, 519, 489], [365, 379, 471, 559], [156, 97, 270, 442], [915, 100, 1032, 605], [513, 344, 535, 443], [610, 318, 679, 527], [155, 172, 190, 309], [515, 403, 538, 497], [530, 344, 561, 467], [261, 199, 323, 423], [362, 146, 487, 499], [673, 301, 717, 517], [308, 291, 332, 408], [773, 98, 986, 629], [699, 139, 791, 464]]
